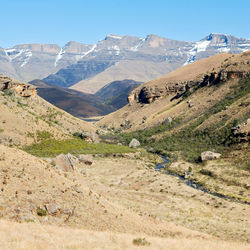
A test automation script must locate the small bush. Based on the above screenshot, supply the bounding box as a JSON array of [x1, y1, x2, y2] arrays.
[[37, 130, 53, 142], [132, 238, 150, 246], [37, 208, 47, 216], [3, 89, 15, 96]]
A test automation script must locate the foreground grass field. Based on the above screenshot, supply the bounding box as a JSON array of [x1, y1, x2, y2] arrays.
[[0, 220, 249, 250]]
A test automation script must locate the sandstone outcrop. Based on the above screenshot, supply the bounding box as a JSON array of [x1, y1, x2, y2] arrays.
[[128, 70, 249, 105], [0, 75, 37, 97]]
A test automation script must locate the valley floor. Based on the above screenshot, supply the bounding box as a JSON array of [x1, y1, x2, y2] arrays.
[[80, 155, 250, 243], [0, 145, 249, 249]]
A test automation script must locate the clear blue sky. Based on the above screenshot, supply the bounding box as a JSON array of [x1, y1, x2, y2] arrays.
[[1, 0, 250, 48]]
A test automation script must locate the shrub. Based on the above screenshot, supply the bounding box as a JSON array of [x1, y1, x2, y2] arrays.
[[132, 238, 150, 246], [37, 208, 47, 216], [37, 130, 53, 142]]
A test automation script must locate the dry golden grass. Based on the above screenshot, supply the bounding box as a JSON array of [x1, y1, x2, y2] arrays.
[[79, 155, 250, 243], [0, 145, 209, 239], [0, 145, 249, 249], [0, 219, 249, 250], [0, 88, 97, 146]]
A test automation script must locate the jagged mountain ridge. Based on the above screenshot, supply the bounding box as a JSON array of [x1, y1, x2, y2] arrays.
[[0, 33, 249, 92]]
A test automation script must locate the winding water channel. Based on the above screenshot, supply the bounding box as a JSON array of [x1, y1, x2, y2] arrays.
[[155, 155, 249, 205]]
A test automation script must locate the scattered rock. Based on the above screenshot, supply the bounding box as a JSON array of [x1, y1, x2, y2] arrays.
[[45, 203, 61, 215], [231, 119, 250, 142], [163, 117, 172, 125], [129, 138, 140, 148], [74, 132, 99, 143], [187, 100, 194, 108], [61, 208, 72, 215], [53, 153, 78, 172], [120, 119, 131, 129], [77, 154, 93, 165], [201, 151, 221, 161]]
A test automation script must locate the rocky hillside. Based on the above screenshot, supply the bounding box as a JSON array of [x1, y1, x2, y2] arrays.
[[99, 51, 250, 131], [0, 74, 97, 146], [97, 51, 250, 204], [1, 33, 249, 93]]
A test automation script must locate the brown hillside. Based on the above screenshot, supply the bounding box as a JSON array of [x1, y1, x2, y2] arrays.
[[0, 75, 97, 146], [98, 51, 250, 131]]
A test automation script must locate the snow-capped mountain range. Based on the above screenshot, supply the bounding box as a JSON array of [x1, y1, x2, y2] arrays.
[[0, 33, 249, 93]]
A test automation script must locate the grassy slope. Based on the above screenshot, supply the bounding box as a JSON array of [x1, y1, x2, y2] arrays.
[[0, 87, 97, 146]]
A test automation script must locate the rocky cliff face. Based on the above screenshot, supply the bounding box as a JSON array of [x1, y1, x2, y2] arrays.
[[128, 54, 250, 104], [0, 75, 37, 97]]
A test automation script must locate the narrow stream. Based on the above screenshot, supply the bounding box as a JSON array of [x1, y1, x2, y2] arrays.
[[155, 155, 250, 205]]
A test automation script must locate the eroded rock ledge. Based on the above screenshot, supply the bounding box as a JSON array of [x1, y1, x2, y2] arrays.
[[128, 70, 248, 104], [0, 75, 37, 97]]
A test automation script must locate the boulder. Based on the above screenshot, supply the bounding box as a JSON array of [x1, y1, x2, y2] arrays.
[[45, 203, 61, 215], [163, 117, 172, 125], [187, 100, 194, 108], [201, 151, 221, 161], [81, 132, 100, 143], [120, 119, 131, 129], [53, 153, 79, 172], [77, 154, 93, 165], [129, 138, 140, 148]]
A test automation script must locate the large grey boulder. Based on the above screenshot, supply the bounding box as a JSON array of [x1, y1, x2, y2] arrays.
[[201, 151, 221, 161], [53, 153, 79, 172], [129, 138, 140, 148]]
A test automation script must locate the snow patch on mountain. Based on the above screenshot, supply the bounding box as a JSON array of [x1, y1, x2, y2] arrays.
[[54, 48, 65, 67], [217, 47, 230, 53], [4, 48, 24, 61], [184, 40, 211, 65], [80, 44, 97, 59], [20, 50, 32, 67], [130, 38, 146, 52]]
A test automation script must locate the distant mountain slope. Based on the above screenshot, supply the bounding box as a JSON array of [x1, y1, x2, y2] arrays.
[[95, 79, 142, 109], [30, 79, 115, 118], [43, 59, 115, 88], [0, 33, 249, 92], [70, 59, 176, 94], [0, 42, 94, 82]]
